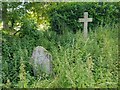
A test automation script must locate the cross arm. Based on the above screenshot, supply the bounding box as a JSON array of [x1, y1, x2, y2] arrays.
[[79, 18, 85, 22], [79, 18, 93, 22], [87, 18, 92, 22]]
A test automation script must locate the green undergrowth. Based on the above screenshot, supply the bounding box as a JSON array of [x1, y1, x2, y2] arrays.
[[2, 24, 118, 88]]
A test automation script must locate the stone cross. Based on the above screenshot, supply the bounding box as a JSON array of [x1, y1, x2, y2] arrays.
[[31, 46, 52, 76], [79, 12, 92, 39]]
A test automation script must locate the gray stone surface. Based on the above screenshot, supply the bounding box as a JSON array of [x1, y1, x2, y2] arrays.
[[31, 46, 52, 76], [79, 12, 92, 39]]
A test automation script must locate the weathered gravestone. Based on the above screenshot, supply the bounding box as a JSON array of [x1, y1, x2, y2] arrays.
[[79, 12, 93, 39], [31, 46, 52, 76]]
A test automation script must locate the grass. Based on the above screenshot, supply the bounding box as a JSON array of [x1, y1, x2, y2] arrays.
[[2, 24, 118, 88]]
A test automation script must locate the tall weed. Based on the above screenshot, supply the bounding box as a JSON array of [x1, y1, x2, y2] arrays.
[[2, 24, 118, 88]]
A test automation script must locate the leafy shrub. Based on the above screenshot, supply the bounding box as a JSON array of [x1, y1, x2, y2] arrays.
[[48, 2, 119, 34], [18, 19, 40, 39]]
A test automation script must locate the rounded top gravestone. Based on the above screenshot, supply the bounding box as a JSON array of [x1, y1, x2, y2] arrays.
[[31, 46, 52, 76]]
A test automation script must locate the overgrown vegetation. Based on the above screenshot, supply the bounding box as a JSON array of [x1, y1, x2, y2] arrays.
[[1, 2, 119, 88], [2, 24, 118, 88]]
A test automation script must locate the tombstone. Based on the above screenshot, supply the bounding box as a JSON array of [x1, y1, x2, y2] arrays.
[[79, 12, 93, 39], [31, 46, 52, 76]]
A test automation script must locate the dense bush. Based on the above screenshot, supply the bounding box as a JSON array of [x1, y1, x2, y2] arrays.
[[14, 19, 39, 39], [48, 2, 119, 34]]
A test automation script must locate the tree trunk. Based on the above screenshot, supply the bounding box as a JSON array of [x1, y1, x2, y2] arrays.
[[2, 2, 9, 30]]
